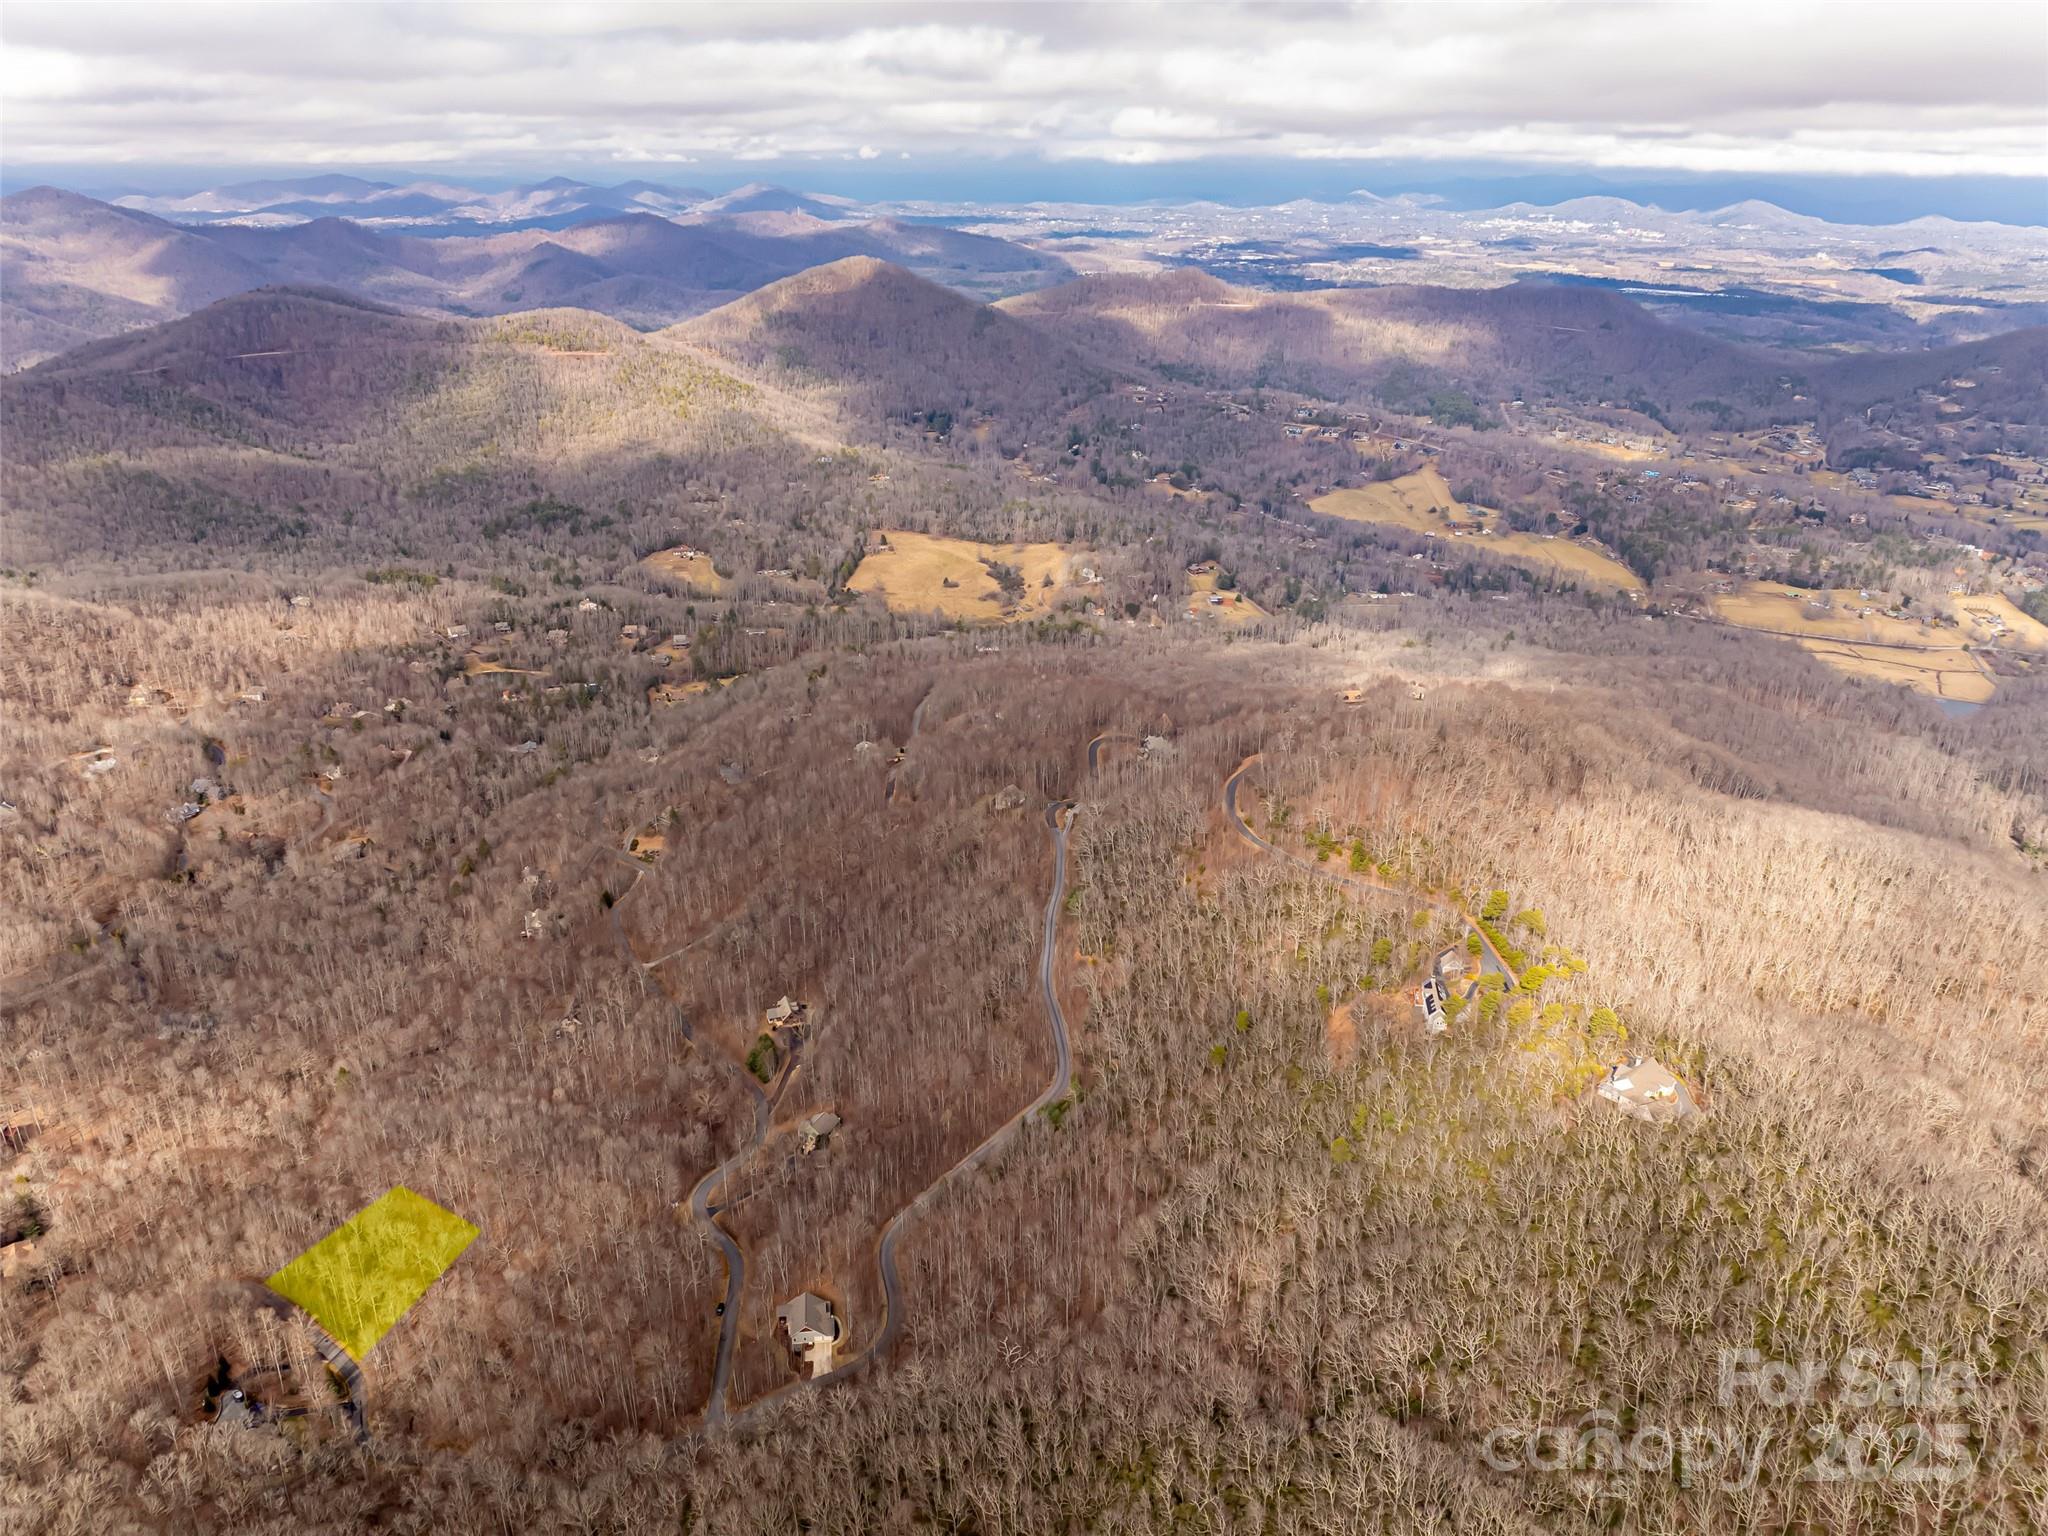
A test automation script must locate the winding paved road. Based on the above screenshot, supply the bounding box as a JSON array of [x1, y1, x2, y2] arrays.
[[688, 1061, 771, 1425], [1085, 730, 1137, 773], [722, 796, 1078, 1428]]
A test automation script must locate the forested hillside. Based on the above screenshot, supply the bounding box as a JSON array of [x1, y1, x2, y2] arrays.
[[1003, 269, 2048, 434], [676, 257, 1121, 438], [6, 589, 2044, 1530]]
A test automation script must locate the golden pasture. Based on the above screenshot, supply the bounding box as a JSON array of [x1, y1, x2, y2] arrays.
[[1311, 467, 1476, 533], [641, 546, 729, 595], [1712, 584, 1945, 647], [1311, 471, 1640, 589], [1797, 641, 1994, 703], [848, 531, 1083, 623]]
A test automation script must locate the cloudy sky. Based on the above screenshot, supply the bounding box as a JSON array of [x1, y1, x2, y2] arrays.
[[4, 1, 2044, 185]]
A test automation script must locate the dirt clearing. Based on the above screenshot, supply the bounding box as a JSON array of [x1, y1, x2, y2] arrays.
[[1325, 996, 1358, 1068], [1185, 568, 1267, 625]]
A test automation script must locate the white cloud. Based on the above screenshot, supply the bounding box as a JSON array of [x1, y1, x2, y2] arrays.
[[0, 1, 2042, 178]]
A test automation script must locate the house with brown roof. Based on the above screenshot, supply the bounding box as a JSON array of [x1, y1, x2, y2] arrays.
[[1596, 1057, 1698, 1122]]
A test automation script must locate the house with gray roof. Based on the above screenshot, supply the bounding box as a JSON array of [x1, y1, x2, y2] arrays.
[[777, 1292, 841, 1377]]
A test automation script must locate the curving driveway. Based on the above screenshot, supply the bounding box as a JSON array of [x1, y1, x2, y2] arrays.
[[305, 1320, 370, 1447], [1085, 730, 1135, 773], [721, 796, 1078, 1428], [687, 1061, 771, 1425], [883, 685, 935, 806], [591, 839, 766, 1419]]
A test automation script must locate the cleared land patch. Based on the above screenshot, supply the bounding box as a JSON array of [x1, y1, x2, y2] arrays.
[[649, 675, 733, 707], [1798, 641, 1995, 702], [641, 545, 729, 595], [1312, 467, 1478, 534], [1186, 568, 1267, 625], [1713, 584, 1957, 648], [462, 651, 544, 679], [1568, 437, 1669, 463], [848, 531, 1084, 623], [1311, 470, 1640, 589], [266, 1187, 479, 1360]]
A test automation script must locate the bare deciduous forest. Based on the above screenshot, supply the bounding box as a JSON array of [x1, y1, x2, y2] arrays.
[[3, 237, 2045, 1534]]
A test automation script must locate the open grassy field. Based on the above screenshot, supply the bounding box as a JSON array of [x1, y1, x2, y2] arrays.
[[1711, 583, 2009, 700], [1713, 584, 1951, 647], [1567, 437, 1669, 463], [1185, 568, 1267, 625], [848, 530, 1084, 623], [1798, 641, 1995, 702], [1954, 593, 2048, 649], [641, 545, 729, 595], [1937, 492, 2048, 533], [1312, 470, 1640, 589], [1311, 467, 1477, 533], [1484, 531, 1642, 589]]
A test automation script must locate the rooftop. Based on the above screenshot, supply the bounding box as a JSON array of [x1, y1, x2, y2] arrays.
[[1595, 1056, 1698, 1122]]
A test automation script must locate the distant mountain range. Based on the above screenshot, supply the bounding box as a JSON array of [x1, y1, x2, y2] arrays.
[[103, 174, 860, 232], [7, 175, 2043, 385], [1467, 195, 2042, 243], [5, 256, 2042, 564], [0, 185, 1070, 369]]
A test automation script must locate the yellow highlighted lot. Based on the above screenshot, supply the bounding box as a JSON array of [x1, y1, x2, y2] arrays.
[[266, 1186, 478, 1360]]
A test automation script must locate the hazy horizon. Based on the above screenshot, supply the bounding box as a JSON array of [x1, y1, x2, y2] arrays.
[[6, 160, 2046, 227], [4, 1, 2043, 225]]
